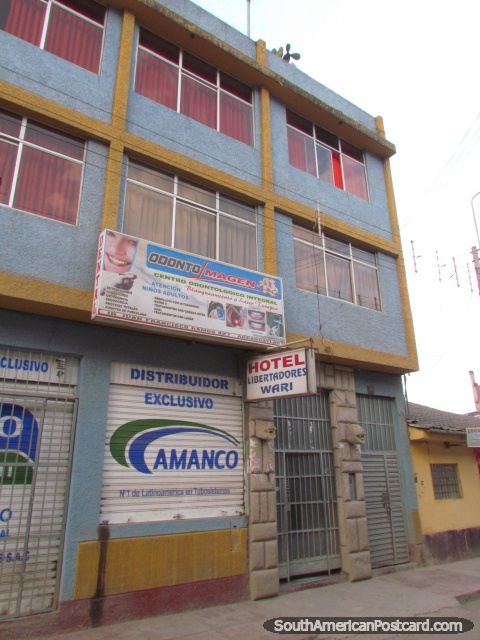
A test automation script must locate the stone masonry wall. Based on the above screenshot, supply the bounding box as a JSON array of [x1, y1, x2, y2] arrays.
[[320, 364, 372, 581], [246, 401, 279, 600]]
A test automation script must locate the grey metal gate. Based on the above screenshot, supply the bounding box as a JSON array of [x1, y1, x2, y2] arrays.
[[357, 395, 409, 569], [274, 394, 340, 580], [0, 350, 78, 619]]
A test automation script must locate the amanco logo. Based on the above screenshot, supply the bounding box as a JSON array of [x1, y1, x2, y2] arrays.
[[0, 404, 38, 486], [109, 419, 239, 475]]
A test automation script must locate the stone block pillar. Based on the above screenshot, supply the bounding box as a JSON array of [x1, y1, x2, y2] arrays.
[[246, 401, 279, 600], [322, 364, 372, 581]]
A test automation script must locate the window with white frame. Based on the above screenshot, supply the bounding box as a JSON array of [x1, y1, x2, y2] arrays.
[[293, 224, 381, 311], [0, 108, 85, 224], [430, 463, 462, 500], [124, 160, 258, 270], [2, 0, 106, 73], [135, 29, 254, 146], [286, 110, 368, 200]]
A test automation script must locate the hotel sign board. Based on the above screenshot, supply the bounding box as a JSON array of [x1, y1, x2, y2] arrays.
[[466, 426, 480, 447], [246, 348, 317, 401], [92, 231, 285, 349]]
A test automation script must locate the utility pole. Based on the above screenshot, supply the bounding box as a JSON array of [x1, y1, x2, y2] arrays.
[[472, 246, 480, 296]]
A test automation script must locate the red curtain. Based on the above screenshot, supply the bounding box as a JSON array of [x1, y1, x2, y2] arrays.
[[135, 50, 178, 110], [0, 140, 18, 205], [343, 156, 368, 200], [14, 146, 82, 224], [180, 75, 216, 129], [332, 152, 343, 190], [45, 3, 102, 73], [220, 93, 252, 145], [4, 0, 45, 45], [287, 127, 316, 176]]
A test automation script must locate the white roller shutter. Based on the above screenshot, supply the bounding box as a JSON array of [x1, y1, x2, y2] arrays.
[[100, 363, 245, 524]]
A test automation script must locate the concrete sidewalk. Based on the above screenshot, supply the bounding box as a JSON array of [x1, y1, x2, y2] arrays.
[[4, 558, 480, 640]]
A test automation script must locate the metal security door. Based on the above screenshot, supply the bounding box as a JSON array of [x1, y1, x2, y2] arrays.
[[274, 394, 340, 580], [357, 395, 409, 569], [0, 350, 78, 620]]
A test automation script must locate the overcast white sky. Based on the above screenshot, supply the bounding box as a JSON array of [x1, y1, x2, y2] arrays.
[[193, 0, 480, 414]]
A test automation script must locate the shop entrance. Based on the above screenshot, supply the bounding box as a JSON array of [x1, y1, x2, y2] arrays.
[[274, 394, 340, 580], [357, 395, 409, 569], [0, 351, 78, 619]]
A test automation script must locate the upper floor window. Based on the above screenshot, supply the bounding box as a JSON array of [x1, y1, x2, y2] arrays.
[[286, 110, 368, 200], [293, 225, 381, 310], [124, 160, 257, 270], [2, 0, 106, 73], [0, 108, 85, 224], [135, 29, 254, 146]]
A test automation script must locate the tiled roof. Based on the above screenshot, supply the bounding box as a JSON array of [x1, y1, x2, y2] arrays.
[[407, 402, 480, 434]]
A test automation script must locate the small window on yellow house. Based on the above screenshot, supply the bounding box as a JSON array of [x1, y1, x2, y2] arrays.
[[430, 463, 462, 500]]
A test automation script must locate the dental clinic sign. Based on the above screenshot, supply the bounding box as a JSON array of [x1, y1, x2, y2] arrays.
[[246, 348, 317, 401], [92, 230, 285, 349]]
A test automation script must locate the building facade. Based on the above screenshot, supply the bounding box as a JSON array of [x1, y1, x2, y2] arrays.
[[0, 0, 418, 634], [408, 402, 480, 564]]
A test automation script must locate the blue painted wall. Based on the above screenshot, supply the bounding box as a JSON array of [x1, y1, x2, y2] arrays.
[[269, 97, 392, 242], [0, 8, 121, 122], [0, 140, 107, 289], [0, 309, 246, 601], [275, 213, 408, 356]]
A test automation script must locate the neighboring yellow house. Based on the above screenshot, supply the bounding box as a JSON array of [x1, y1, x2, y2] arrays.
[[407, 402, 480, 564]]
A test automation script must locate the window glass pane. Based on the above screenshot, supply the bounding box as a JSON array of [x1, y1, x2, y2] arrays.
[[25, 121, 84, 159], [139, 30, 179, 64], [293, 225, 321, 247], [220, 73, 251, 103], [315, 125, 339, 150], [14, 146, 81, 224], [177, 178, 216, 209], [294, 241, 326, 295], [354, 262, 380, 310], [352, 246, 376, 265], [124, 182, 173, 246], [180, 74, 216, 129], [324, 236, 349, 256], [341, 140, 363, 162], [332, 151, 343, 189], [219, 194, 255, 222], [45, 2, 103, 73], [326, 254, 352, 301], [0, 109, 22, 137], [286, 110, 312, 136], [343, 155, 368, 200], [0, 140, 19, 204], [128, 161, 174, 193], [3, 0, 46, 45], [60, 0, 105, 23], [316, 143, 333, 185], [287, 127, 316, 176], [219, 215, 256, 269], [135, 48, 178, 110], [175, 202, 215, 258], [182, 52, 216, 84], [220, 93, 253, 145]]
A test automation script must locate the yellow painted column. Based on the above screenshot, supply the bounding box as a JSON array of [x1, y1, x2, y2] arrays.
[[100, 10, 135, 231], [256, 40, 277, 276], [376, 116, 418, 369]]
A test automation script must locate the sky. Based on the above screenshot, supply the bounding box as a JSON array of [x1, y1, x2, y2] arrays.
[[192, 0, 480, 415]]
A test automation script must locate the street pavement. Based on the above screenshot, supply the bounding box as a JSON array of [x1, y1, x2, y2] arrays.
[[3, 557, 480, 640]]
